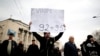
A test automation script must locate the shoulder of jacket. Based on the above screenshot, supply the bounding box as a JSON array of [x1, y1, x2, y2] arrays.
[[65, 42, 70, 45], [50, 37, 54, 40], [12, 40, 15, 42], [29, 44, 33, 47], [3, 40, 8, 42]]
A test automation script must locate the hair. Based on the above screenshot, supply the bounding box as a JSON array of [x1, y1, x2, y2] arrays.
[[69, 36, 74, 40], [87, 35, 93, 40], [44, 32, 47, 35], [86, 35, 93, 43], [44, 32, 50, 35], [32, 39, 35, 41], [8, 33, 14, 36]]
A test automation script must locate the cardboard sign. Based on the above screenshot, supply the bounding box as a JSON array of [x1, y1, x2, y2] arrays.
[[30, 8, 64, 32]]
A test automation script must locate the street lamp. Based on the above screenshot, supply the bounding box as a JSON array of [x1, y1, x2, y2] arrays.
[[93, 16, 100, 18]]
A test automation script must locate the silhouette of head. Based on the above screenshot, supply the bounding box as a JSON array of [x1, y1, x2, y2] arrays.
[[87, 35, 94, 42], [32, 40, 35, 44], [8, 33, 14, 40], [44, 32, 50, 38]]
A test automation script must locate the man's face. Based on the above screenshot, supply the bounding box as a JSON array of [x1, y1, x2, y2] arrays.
[[9, 35, 13, 40], [90, 37, 94, 42], [32, 41, 35, 44], [69, 36, 74, 43], [44, 32, 50, 38], [19, 41, 22, 44]]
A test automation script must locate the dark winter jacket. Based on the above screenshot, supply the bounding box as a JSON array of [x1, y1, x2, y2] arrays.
[[1, 40, 17, 56], [81, 41, 100, 56], [26, 44, 40, 56], [32, 32, 63, 56], [16, 43, 25, 56], [64, 42, 78, 56]]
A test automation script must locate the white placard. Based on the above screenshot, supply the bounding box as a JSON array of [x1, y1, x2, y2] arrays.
[[30, 8, 64, 32]]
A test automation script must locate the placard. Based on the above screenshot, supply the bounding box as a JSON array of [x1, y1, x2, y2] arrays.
[[30, 8, 64, 32]]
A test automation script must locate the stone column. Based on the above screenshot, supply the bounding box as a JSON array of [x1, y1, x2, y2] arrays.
[[18, 28, 24, 42], [23, 30, 28, 51]]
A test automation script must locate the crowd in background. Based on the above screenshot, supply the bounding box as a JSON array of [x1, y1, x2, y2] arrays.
[[0, 32, 100, 56]]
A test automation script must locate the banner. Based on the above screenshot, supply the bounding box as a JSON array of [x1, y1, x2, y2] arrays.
[[30, 8, 64, 32]]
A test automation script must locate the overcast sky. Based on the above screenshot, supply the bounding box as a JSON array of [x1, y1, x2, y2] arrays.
[[0, 0, 100, 48]]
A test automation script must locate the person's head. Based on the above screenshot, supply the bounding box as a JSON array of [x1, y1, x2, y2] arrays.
[[87, 35, 94, 42], [44, 32, 50, 38], [19, 41, 23, 44], [69, 36, 74, 43], [8, 33, 14, 40], [32, 40, 35, 44]]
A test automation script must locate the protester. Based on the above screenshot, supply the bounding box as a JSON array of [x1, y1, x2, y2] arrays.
[[64, 36, 78, 56], [26, 40, 40, 56], [54, 47, 61, 56], [29, 21, 65, 56], [32, 32, 63, 56], [1, 33, 17, 56], [81, 35, 100, 56], [16, 41, 25, 56]]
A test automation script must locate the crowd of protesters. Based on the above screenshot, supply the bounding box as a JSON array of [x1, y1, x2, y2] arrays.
[[0, 32, 100, 56]]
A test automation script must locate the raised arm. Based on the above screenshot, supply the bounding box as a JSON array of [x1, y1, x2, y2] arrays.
[[54, 32, 64, 41], [32, 32, 42, 41]]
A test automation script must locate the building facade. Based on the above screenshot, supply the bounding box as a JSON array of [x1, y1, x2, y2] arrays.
[[0, 18, 40, 51]]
